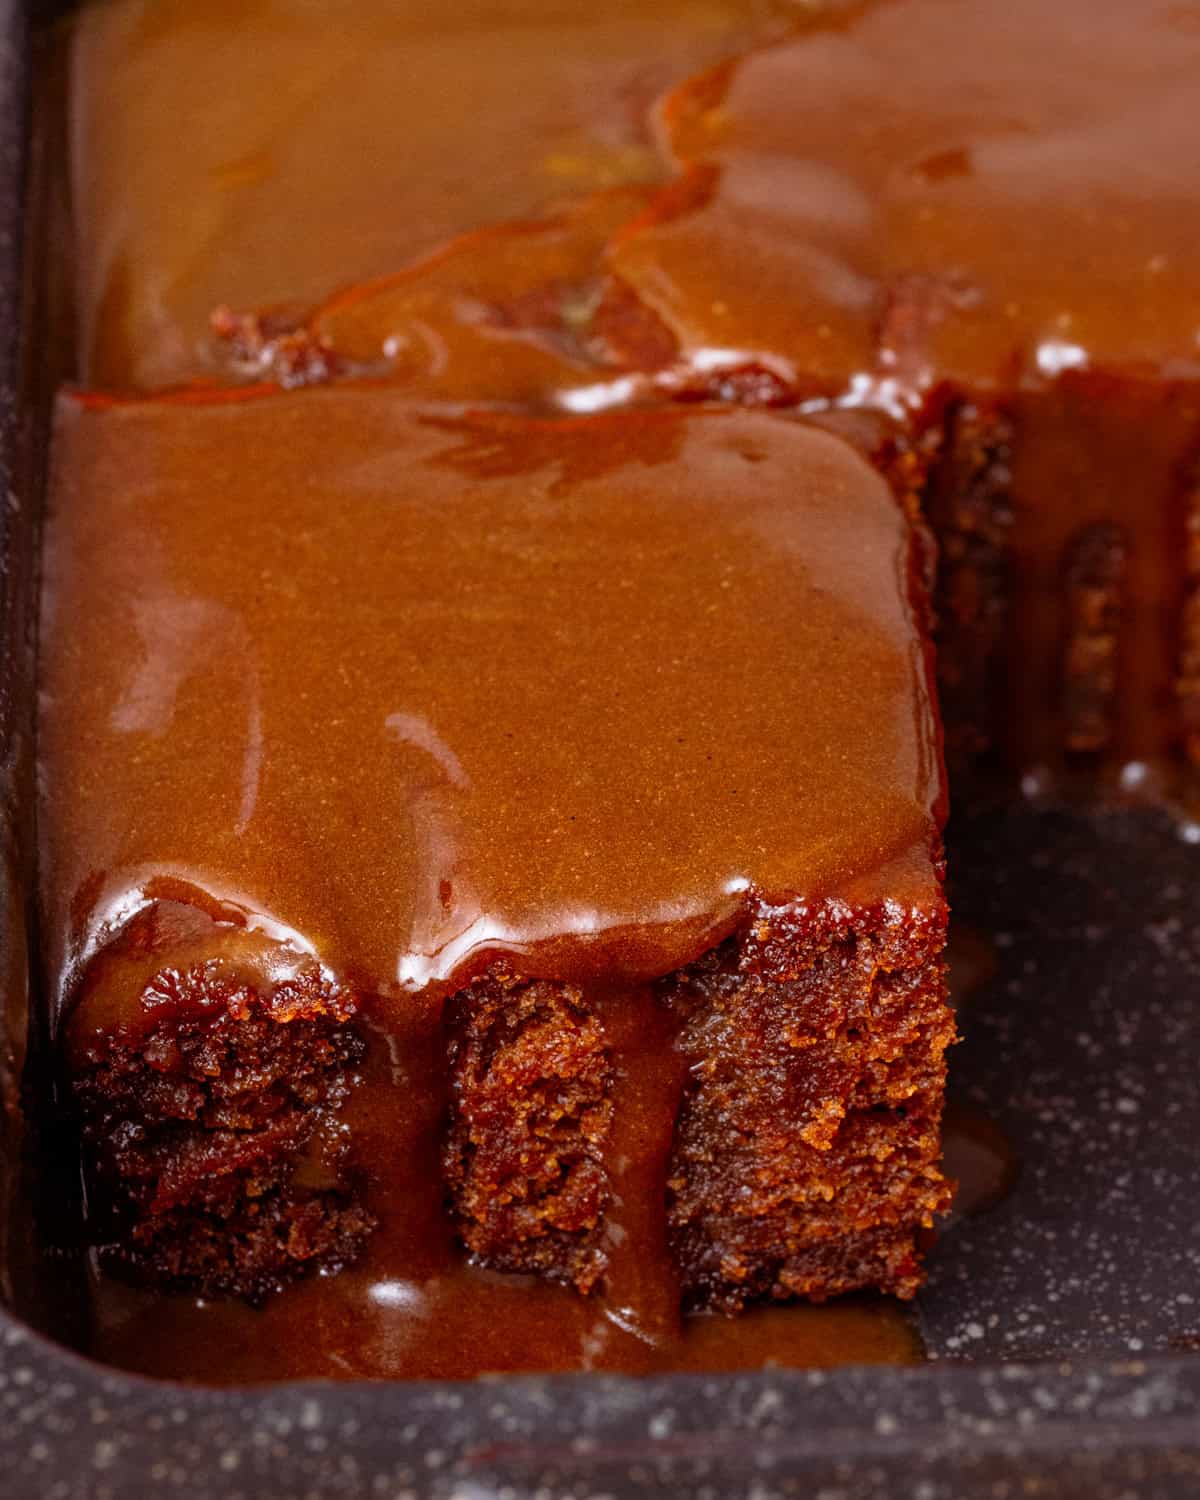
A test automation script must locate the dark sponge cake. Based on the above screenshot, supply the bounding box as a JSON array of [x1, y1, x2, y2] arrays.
[[444, 905, 953, 1312], [444, 972, 614, 1293], [666, 899, 949, 1310], [40, 391, 951, 1316], [35, 0, 1200, 1385], [63, 898, 373, 1301]]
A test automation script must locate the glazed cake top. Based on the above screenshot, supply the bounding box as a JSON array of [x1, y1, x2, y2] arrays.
[[64, 0, 1200, 406], [65, 0, 781, 392], [610, 0, 1200, 400], [39, 393, 943, 1014]]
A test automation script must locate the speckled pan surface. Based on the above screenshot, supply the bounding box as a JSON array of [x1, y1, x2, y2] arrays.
[[2, 1322, 1200, 1499], [923, 804, 1200, 1366], [4, 3, 1200, 1496]]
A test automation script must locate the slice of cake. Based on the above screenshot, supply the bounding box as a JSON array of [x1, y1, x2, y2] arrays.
[[605, 0, 1200, 780], [40, 389, 953, 1314]]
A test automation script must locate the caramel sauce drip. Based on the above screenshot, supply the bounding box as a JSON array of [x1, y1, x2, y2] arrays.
[[1176, 460, 1200, 769], [1060, 522, 1127, 755], [924, 403, 1014, 762]]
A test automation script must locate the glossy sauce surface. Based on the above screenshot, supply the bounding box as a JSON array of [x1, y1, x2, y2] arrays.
[[91, 1261, 921, 1383], [300, 183, 666, 406], [610, 0, 1200, 400], [66, 0, 790, 391], [40, 393, 942, 1020], [34, 0, 1193, 1392]]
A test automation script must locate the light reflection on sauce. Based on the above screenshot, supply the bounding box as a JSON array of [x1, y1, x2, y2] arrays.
[[89, 1268, 920, 1385]]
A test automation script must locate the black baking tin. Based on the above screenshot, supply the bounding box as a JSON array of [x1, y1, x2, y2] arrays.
[[3, 4, 1200, 1494]]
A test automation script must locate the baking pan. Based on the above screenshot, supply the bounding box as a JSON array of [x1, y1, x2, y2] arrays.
[[3, 2, 1200, 1494]]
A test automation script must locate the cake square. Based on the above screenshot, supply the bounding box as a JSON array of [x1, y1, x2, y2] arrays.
[[40, 390, 952, 1316]]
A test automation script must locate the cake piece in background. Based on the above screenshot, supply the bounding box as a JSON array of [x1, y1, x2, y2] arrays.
[[62, 0, 785, 392], [608, 0, 1200, 781]]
